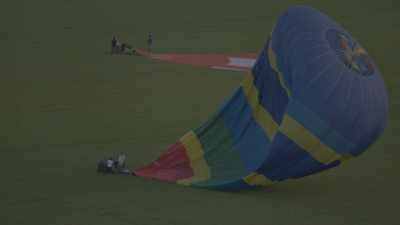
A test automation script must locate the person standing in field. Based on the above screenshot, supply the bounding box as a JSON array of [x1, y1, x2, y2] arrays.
[[111, 35, 118, 54], [97, 158, 106, 173], [117, 152, 127, 170], [105, 157, 114, 173], [147, 32, 153, 53]]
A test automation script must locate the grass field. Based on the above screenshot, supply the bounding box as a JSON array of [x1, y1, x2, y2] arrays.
[[4, 0, 400, 224]]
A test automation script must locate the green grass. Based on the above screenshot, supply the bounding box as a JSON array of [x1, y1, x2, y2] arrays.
[[3, 0, 400, 224]]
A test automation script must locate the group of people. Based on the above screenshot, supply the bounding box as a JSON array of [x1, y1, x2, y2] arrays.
[[111, 36, 134, 55], [97, 153, 130, 175], [111, 32, 153, 55]]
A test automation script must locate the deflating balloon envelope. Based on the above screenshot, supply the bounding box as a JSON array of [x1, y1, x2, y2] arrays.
[[134, 6, 388, 190]]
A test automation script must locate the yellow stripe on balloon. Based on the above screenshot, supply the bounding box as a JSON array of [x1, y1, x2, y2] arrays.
[[267, 42, 292, 98], [243, 172, 274, 186], [241, 74, 279, 139], [177, 131, 210, 185], [279, 114, 341, 164]]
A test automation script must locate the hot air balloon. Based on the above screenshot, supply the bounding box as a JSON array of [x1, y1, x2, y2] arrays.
[[134, 6, 388, 190]]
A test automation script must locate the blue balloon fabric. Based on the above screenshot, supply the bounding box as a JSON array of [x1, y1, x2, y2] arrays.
[[253, 5, 388, 182]]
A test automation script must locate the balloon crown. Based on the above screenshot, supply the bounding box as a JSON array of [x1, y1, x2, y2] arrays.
[[327, 29, 374, 76]]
